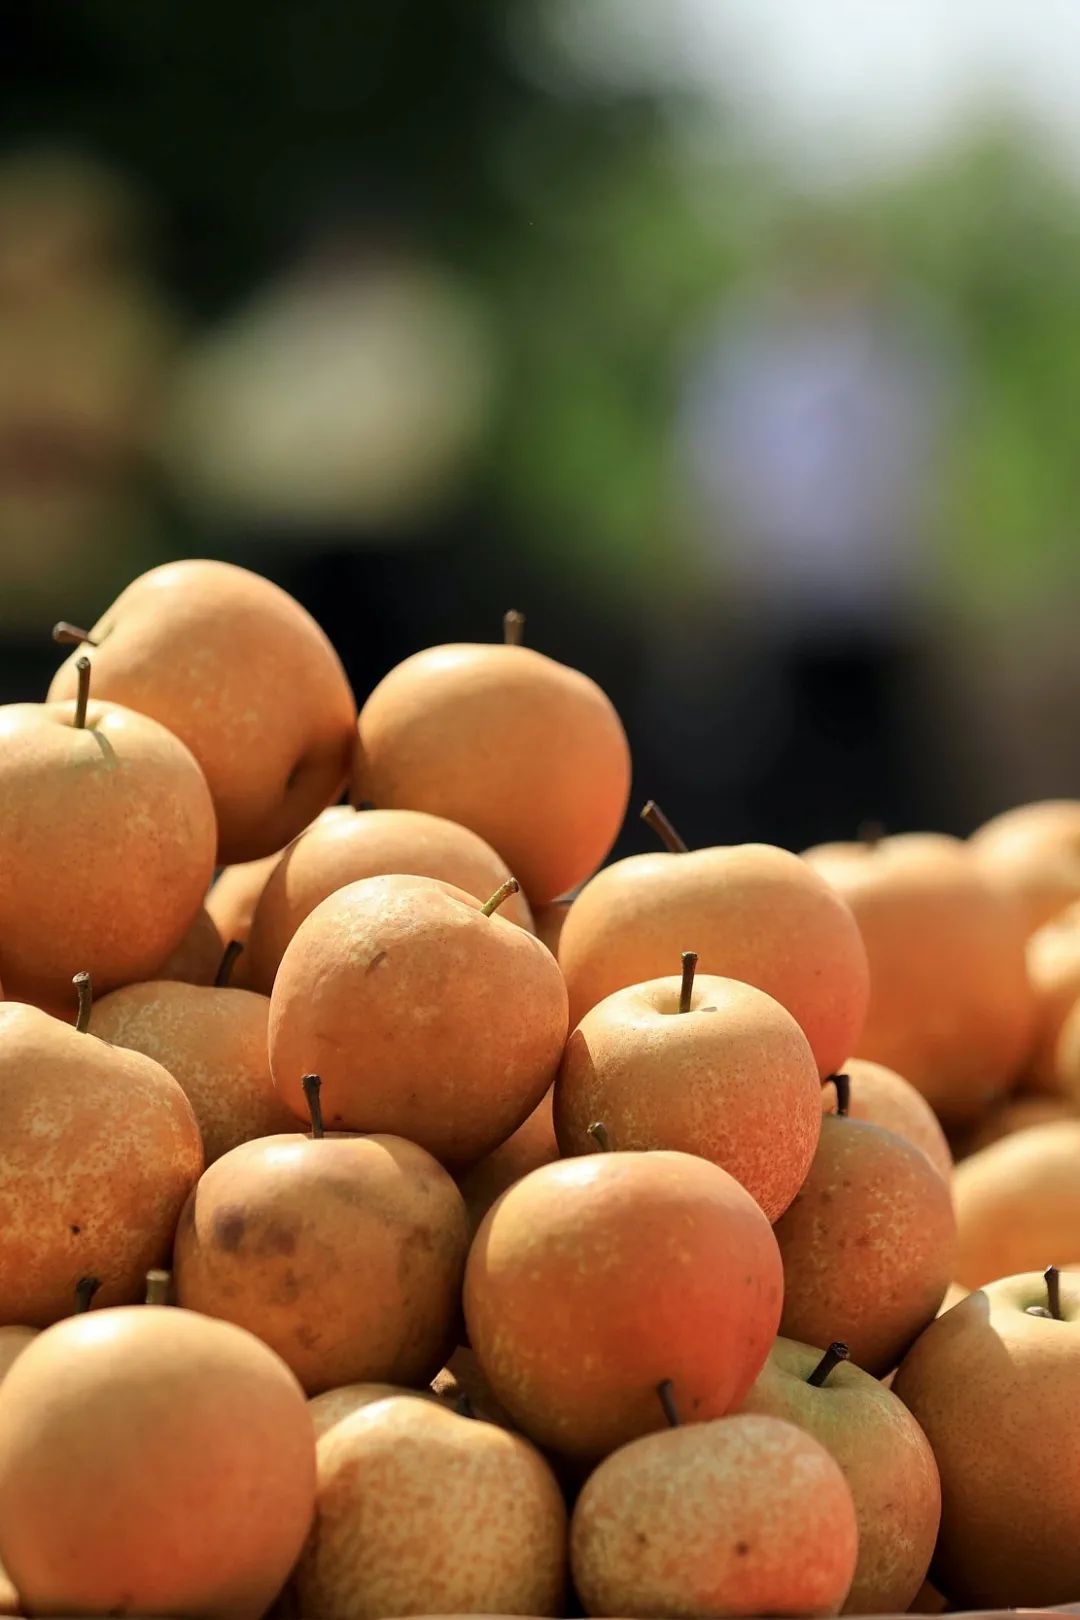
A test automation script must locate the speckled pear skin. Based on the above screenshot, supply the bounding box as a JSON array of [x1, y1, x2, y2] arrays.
[[464, 1149, 783, 1461], [173, 1131, 468, 1395], [47, 558, 357, 864], [268, 874, 569, 1168], [0, 1306, 315, 1619], [294, 1396, 567, 1620], [740, 1336, 940, 1614], [821, 1059, 952, 1182], [309, 1384, 435, 1440], [803, 834, 1034, 1127], [951, 1121, 1080, 1289], [247, 805, 533, 993], [554, 972, 821, 1222], [970, 800, 1080, 936], [352, 641, 631, 906], [457, 1088, 560, 1239], [571, 1412, 858, 1619], [153, 905, 223, 987], [773, 1115, 956, 1377], [893, 1271, 1080, 1609], [0, 696, 216, 1002], [558, 844, 870, 1077], [0, 1002, 203, 1326], [89, 979, 294, 1165]]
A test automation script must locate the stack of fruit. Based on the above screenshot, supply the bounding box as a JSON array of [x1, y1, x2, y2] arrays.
[[3, 559, 1080, 1620]]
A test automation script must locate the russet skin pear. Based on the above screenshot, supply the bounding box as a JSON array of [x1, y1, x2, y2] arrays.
[[555, 956, 822, 1221], [0, 658, 216, 1002], [269, 873, 568, 1167], [49, 558, 357, 863], [803, 832, 1033, 1127], [0, 1305, 316, 1619], [559, 804, 869, 1077], [294, 1395, 567, 1620], [174, 1077, 469, 1395], [0, 991, 203, 1327], [351, 612, 631, 905], [773, 1075, 956, 1376], [247, 803, 533, 992], [571, 1398, 858, 1619], [893, 1267, 1080, 1608], [464, 1147, 783, 1460], [821, 1057, 952, 1181], [89, 968, 295, 1165], [740, 1337, 940, 1614]]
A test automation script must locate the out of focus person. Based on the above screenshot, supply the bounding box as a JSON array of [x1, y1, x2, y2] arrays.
[[645, 215, 959, 850], [0, 148, 177, 677]]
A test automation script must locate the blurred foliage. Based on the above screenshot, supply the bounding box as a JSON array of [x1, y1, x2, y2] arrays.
[[3, 2, 1078, 621]]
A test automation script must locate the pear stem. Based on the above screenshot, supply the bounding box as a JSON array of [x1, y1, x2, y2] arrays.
[[302, 1073, 325, 1139], [657, 1379, 680, 1427], [857, 819, 885, 848], [679, 951, 698, 1013], [214, 940, 244, 988], [74, 1276, 100, 1313], [52, 621, 97, 647], [73, 971, 93, 1033], [480, 877, 520, 918], [640, 800, 689, 854], [1046, 1265, 1062, 1320], [807, 1342, 850, 1387], [145, 1269, 171, 1306], [587, 1121, 612, 1152], [73, 656, 91, 730], [503, 610, 525, 646], [830, 1073, 851, 1117]]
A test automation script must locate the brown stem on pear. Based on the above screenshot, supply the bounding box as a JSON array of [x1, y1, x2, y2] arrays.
[[830, 1073, 851, 1118], [587, 1121, 612, 1152], [1046, 1265, 1062, 1320], [302, 1074, 325, 1139], [807, 1342, 850, 1387], [73, 971, 93, 1034], [73, 656, 92, 730], [640, 800, 689, 854], [481, 877, 520, 918], [74, 1276, 100, 1313], [214, 940, 244, 988], [657, 1379, 680, 1427], [52, 622, 97, 647], [145, 1269, 171, 1306], [503, 610, 525, 646], [857, 819, 885, 848], [679, 951, 698, 1013]]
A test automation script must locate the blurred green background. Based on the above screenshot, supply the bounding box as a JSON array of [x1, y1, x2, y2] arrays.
[[2, 1, 1078, 851]]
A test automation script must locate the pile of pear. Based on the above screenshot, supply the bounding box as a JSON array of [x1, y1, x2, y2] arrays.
[[2, 559, 1080, 1619]]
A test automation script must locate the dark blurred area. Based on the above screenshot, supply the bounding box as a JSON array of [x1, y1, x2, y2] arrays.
[[2, 1, 1078, 854]]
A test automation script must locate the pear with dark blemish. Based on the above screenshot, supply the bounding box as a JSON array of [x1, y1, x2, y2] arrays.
[[173, 1075, 469, 1394]]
